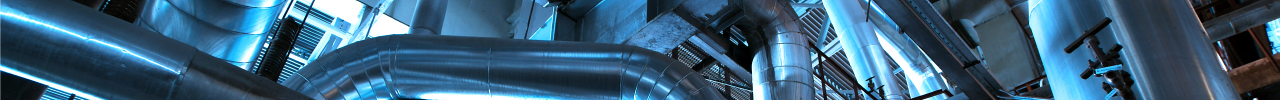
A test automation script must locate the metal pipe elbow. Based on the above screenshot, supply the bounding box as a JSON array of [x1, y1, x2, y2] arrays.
[[281, 35, 727, 100]]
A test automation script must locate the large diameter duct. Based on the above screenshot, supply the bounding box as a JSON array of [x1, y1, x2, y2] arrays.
[[0, 0, 310, 99], [1102, 0, 1239, 99], [409, 0, 448, 35], [137, 0, 286, 68], [280, 35, 727, 100], [742, 0, 813, 99], [1028, 0, 1113, 99], [823, 0, 902, 99]]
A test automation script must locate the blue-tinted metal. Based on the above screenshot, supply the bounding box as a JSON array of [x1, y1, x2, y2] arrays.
[[0, 0, 310, 99], [1102, 0, 1238, 99], [824, 0, 903, 99], [138, 0, 287, 68], [1028, 0, 1112, 99], [279, 35, 727, 100]]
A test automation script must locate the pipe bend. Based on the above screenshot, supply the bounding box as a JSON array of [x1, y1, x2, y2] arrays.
[[282, 35, 726, 100]]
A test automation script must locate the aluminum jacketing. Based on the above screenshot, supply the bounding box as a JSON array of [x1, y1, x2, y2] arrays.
[[0, 0, 310, 99], [280, 35, 728, 100]]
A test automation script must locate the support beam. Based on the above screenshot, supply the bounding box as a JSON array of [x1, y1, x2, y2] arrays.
[[1231, 54, 1280, 93], [1204, 0, 1280, 41]]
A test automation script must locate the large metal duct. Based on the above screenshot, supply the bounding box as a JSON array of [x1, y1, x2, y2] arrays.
[[1101, 0, 1239, 99], [136, 0, 286, 68], [1032, 0, 1238, 99], [741, 0, 812, 99], [823, 0, 902, 99], [1028, 0, 1113, 99], [279, 35, 727, 100], [0, 0, 310, 99], [409, 0, 448, 35]]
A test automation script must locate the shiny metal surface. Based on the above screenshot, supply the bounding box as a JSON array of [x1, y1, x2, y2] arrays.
[[1203, 0, 1280, 41], [1101, 0, 1239, 99], [1027, 0, 1113, 99], [159, 0, 285, 35], [280, 35, 727, 100], [0, 0, 310, 99], [823, 0, 903, 99], [409, 0, 448, 35], [872, 0, 1007, 99], [138, 0, 270, 68], [742, 0, 813, 99]]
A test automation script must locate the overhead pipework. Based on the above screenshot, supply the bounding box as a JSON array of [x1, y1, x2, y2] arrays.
[[136, 0, 288, 68], [0, 0, 309, 99], [740, 0, 814, 99], [279, 35, 727, 100], [823, 0, 904, 99]]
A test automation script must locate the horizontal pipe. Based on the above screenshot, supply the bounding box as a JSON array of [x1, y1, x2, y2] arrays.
[[0, 0, 309, 99], [280, 35, 728, 100], [137, 0, 286, 68], [1204, 0, 1280, 41]]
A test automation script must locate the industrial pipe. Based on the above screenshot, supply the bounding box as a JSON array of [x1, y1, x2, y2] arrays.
[[1102, 0, 1239, 99], [409, 0, 448, 35], [279, 35, 728, 100], [0, 0, 310, 99], [740, 0, 813, 99], [823, 0, 903, 99], [137, 0, 287, 68]]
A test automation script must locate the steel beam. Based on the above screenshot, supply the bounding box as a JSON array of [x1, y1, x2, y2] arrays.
[[1204, 0, 1280, 41]]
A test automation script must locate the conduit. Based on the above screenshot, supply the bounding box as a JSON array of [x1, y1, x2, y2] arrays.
[[279, 35, 727, 100]]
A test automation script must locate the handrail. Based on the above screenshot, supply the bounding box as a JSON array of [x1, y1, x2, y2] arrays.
[[807, 40, 880, 100]]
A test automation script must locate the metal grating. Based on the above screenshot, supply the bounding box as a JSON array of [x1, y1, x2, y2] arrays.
[[278, 58, 308, 82], [291, 1, 336, 24], [38, 88, 87, 100], [798, 8, 838, 46], [291, 21, 326, 59], [273, 16, 328, 83]]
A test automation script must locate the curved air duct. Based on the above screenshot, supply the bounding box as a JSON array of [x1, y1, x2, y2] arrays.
[[280, 35, 727, 100], [741, 0, 812, 100], [137, 0, 286, 67], [0, 0, 309, 99]]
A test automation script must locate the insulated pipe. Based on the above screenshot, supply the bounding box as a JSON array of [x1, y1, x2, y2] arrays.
[[0, 0, 310, 99], [279, 35, 728, 100], [823, 0, 902, 99], [137, 0, 286, 68], [1101, 0, 1239, 99], [409, 0, 448, 35], [1028, 0, 1113, 99], [741, 0, 813, 99]]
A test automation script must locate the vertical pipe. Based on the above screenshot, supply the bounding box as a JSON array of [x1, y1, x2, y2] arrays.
[[741, 0, 813, 99], [1028, 0, 1112, 99], [823, 0, 902, 99], [1102, 0, 1239, 99], [409, 0, 448, 35]]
